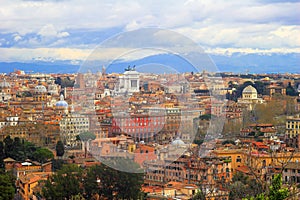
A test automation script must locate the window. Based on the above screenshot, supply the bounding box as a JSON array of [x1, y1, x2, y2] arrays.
[[131, 80, 137, 88]]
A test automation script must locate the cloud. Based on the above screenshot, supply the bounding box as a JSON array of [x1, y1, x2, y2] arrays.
[[0, 0, 299, 61], [37, 24, 69, 38]]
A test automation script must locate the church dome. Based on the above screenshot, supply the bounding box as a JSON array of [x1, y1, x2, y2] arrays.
[[242, 85, 257, 94], [171, 137, 185, 146], [56, 94, 68, 107], [35, 84, 47, 93], [0, 79, 11, 88]]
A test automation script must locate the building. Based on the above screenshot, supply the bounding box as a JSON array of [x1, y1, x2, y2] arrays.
[[285, 114, 300, 149], [59, 113, 89, 146], [115, 66, 140, 96], [238, 85, 264, 110], [144, 154, 232, 189], [111, 112, 165, 143], [283, 162, 300, 184], [17, 172, 52, 200], [0, 78, 12, 102]]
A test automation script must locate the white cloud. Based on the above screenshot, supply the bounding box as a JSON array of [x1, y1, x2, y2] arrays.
[[38, 24, 69, 38], [13, 34, 22, 42], [0, 0, 299, 59], [205, 47, 300, 56]]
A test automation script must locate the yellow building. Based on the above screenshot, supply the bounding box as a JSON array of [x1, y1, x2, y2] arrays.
[[18, 172, 52, 200], [286, 114, 300, 138], [212, 149, 244, 172], [212, 148, 300, 176]]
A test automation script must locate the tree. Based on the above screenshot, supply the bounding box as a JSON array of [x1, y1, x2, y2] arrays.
[[3, 136, 13, 158], [268, 174, 289, 200], [286, 82, 297, 96], [0, 172, 15, 200], [32, 147, 54, 163], [84, 158, 144, 199], [42, 164, 83, 200], [11, 137, 26, 161], [242, 174, 289, 200], [77, 132, 96, 158], [228, 172, 263, 200], [0, 142, 4, 169], [55, 141, 65, 158], [191, 190, 205, 200]]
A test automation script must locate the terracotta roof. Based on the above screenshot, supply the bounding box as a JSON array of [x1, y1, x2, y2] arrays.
[[3, 157, 16, 162], [236, 165, 250, 174]]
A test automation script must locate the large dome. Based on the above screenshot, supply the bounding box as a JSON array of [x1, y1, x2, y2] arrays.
[[56, 94, 68, 107], [243, 85, 257, 94], [0, 79, 11, 88]]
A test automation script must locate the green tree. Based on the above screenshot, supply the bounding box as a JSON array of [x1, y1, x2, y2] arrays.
[[191, 190, 205, 200], [0, 172, 15, 200], [42, 164, 83, 200], [228, 172, 263, 200], [242, 174, 289, 200], [286, 82, 297, 96], [51, 159, 64, 172], [3, 136, 14, 158], [268, 174, 289, 200], [11, 137, 26, 161], [32, 147, 54, 163], [0, 142, 4, 169], [55, 141, 65, 158], [84, 158, 144, 199]]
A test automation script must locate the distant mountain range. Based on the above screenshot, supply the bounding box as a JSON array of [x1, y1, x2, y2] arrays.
[[0, 53, 299, 74]]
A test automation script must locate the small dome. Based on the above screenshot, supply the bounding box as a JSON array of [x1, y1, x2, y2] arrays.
[[56, 94, 68, 107], [35, 85, 47, 93], [242, 85, 257, 94], [171, 137, 185, 146], [0, 79, 11, 88]]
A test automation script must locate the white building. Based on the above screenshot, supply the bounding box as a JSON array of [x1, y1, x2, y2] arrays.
[[59, 113, 90, 147], [115, 67, 140, 96], [238, 85, 264, 110], [0, 79, 12, 102], [0, 116, 19, 130]]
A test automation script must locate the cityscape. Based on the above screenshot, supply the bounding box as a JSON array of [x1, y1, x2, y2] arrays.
[[0, 68, 300, 199], [0, 0, 300, 200]]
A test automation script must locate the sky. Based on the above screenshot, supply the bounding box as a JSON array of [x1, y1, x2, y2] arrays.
[[0, 0, 299, 63]]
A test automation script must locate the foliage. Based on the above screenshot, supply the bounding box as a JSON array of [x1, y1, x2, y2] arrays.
[[32, 147, 54, 163], [55, 141, 65, 157], [228, 172, 263, 200], [55, 77, 75, 88], [77, 132, 96, 142], [84, 158, 144, 199], [3, 136, 14, 159], [2, 136, 53, 163], [0, 142, 4, 169], [286, 82, 297, 96], [0, 172, 15, 200], [241, 174, 289, 200], [42, 164, 83, 200], [193, 139, 204, 146], [191, 190, 205, 200], [42, 159, 144, 200], [222, 140, 235, 145], [199, 114, 215, 120], [226, 81, 269, 101], [51, 159, 64, 172]]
